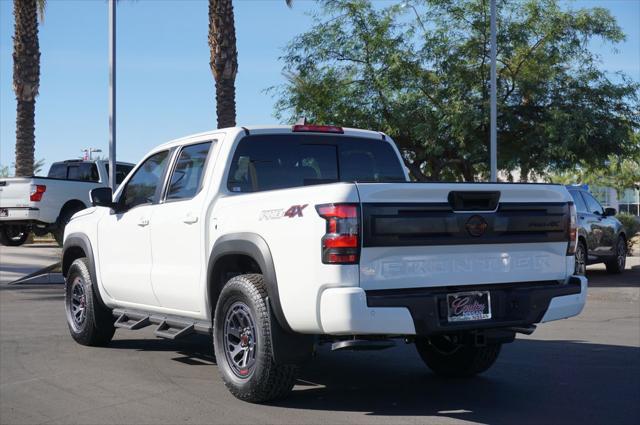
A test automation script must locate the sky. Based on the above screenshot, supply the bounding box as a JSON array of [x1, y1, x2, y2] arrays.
[[1, 0, 639, 173]]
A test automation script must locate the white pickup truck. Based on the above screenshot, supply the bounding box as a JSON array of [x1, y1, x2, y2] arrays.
[[0, 160, 133, 246], [61, 125, 587, 403]]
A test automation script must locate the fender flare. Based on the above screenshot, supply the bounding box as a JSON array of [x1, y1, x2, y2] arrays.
[[57, 200, 87, 225], [62, 233, 108, 308], [207, 232, 291, 333]]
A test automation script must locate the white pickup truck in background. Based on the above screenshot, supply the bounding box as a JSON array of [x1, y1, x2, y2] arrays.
[[61, 125, 587, 403], [0, 160, 133, 246]]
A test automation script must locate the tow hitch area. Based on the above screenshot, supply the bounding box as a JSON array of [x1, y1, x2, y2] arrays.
[[330, 338, 396, 351]]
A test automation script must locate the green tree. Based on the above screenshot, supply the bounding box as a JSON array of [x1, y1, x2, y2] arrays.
[[13, 0, 46, 177], [0, 158, 45, 178], [272, 0, 639, 181], [547, 137, 639, 195], [209, 0, 293, 128]]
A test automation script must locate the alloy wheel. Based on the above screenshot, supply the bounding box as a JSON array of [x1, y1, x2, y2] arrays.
[[69, 277, 87, 331], [224, 301, 258, 378]]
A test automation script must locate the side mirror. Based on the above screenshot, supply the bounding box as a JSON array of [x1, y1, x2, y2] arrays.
[[604, 207, 616, 217], [90, 187, 114, 208]]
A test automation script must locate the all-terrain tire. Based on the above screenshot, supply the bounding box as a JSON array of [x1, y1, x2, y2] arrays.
[[213, 273, 298, 403], [0, 225, 29, 246], [605, 236, 627, 274], [416, 336, 501, 377], [65, 258, 115, 346]]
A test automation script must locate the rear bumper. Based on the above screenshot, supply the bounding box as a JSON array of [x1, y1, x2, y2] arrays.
[[0, 207, 40, 223], [318, 276, 587, 336]]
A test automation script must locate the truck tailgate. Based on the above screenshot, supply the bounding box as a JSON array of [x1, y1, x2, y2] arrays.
[[0, 178, 33, 208], [356, 183, 572, 290]]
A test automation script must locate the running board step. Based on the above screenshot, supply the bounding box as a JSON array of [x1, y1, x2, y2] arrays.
[[112, 309, 212, 339], [114, 313, 151, 330], [154, 320, 195, 340], [331, 339, 395, 351]]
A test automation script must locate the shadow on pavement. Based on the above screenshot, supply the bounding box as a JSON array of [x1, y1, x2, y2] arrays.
[[586, 261, 639, 288], [109, 334, 217, 366], [273, 340, 640, 425], [106, 335, 639, 424]]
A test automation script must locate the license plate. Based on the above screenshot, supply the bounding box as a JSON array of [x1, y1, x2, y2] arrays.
[[0, 208, 7, 217], [447, 291, 491, 322]]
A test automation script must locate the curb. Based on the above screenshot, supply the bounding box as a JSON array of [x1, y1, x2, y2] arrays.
[[9, 262, 64, 285]]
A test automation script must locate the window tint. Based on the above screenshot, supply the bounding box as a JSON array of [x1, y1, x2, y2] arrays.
[[105, 163, 134, 185], [166, 142, 212, 200], [569, 190, 588, 213], [48, 163, 67, 179], [582, 192, 604, 215], [227, 135, 405, 193], [67, 163, 99, 182], [120, 151, 170, 210]]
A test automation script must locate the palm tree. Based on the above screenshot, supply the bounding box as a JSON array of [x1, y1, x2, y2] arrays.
[[208, 0, 292, 129], [12, 0, 45, 177]]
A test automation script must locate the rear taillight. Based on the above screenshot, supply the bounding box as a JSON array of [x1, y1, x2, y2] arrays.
[[567, 202, 577, 255], [316, 203, 360, 264], [30, 184, 46, 202]]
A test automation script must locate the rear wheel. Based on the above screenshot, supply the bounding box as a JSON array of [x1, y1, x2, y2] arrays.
[[213, 274, 298, 403], [415, 335, 501, 377], [0, 225, 29, 246], [574, 240, 587, 276], [54, 206, 84, 246], [65, 258, 115, 346], [605, 237, 627, 274]]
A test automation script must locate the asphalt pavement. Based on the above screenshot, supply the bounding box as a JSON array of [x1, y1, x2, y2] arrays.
[[0, 246, 638, 425], [0, 244, 60, 284]]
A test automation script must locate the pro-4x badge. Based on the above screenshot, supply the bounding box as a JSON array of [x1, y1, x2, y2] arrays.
[[259, 204, 308, 221], [284, 204, 308, 218]]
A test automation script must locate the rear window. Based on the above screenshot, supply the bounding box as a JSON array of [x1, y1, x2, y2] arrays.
[[47, 162, 98, 181], [67, 163, 99, 181], [227, 135, 406, 193]]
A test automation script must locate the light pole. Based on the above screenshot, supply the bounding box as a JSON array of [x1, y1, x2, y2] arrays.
[[81, 148, 102, 161], [108, 0, 117, 190], [489, 0, 497, 182]]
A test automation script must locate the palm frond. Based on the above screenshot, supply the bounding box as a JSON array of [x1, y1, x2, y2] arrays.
[[37, 0, 46, 22]]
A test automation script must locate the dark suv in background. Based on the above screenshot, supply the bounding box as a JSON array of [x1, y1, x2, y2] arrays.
[[566, 186, 627, 275]]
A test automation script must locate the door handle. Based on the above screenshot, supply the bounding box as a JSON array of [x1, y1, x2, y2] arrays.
[[137, 218, 149, 227], [182, 215, 198, 224]]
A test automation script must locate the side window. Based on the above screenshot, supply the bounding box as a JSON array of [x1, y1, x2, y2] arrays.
[[166, 142, 212, 200], [120, 151, 170, 211], [105, 164, 135, 185], [582, 192, 604, 215], [569, 190, 588, 213], [48, 163, 67, 179]]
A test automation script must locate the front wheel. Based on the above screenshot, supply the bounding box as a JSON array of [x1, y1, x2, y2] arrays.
[[605, 237, 627, 274], [213, 274, 298, 403], [0, 225, 29, 246], [415, 335, 501, 377], [65, 258, 115, 346]]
